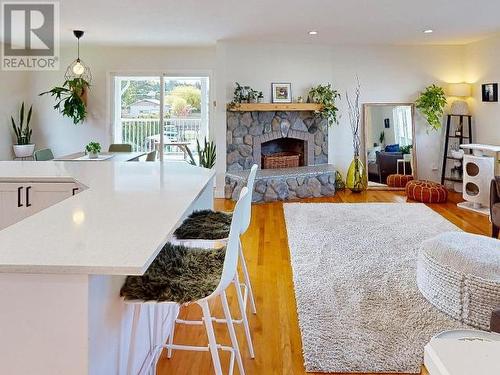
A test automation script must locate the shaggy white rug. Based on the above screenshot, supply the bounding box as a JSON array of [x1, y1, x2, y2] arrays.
[[283, 203, 466, 373]]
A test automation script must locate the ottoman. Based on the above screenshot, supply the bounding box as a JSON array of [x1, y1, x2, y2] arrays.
[[406, 180, 448, 203], [387, 174, 414, 188], [417, 231, 500, 330]]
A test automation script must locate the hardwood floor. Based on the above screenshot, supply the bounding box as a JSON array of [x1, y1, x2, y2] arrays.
[[157, 189, 491, 375]]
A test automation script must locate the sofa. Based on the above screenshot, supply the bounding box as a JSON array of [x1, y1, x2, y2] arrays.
[[491, 177, 500, 238], [368, 151, 412, 184]]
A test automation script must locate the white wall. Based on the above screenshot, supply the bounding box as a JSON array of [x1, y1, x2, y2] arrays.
[[214, 41, 464, 192], [2, 40, 470, 195], [25, 45, 216, 157], [465, 34, 500, 146], [366, 106, 397, 146], [0, 45, 30, 160]]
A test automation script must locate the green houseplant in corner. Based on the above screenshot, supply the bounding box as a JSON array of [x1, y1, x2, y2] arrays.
[[11, 102, 35, 158], [308, 83, 341, 126], [415, 84, 447, 131], [40, 78, 90, 125], [85, 141, 101, 159]]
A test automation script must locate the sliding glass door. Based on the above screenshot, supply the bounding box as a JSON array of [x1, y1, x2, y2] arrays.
[[113, 74, 209, 161]]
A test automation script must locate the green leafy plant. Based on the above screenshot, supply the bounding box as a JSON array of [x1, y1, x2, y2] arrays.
[[40, 78, 90, 125], [188, 137, 216, 169], [379, 131, 385, 144], [400, 144, 413, 154], [228, 82, 262, 108], [85, 141, 101, 154], [308, 83, 341, 126], [415, 84, 447, 131], [11, 102, 33, 145]]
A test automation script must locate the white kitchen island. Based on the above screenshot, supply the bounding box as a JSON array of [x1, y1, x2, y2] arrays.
[[0, 161, 215, 375]]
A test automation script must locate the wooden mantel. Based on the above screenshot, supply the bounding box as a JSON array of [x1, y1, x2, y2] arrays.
[[227, 103, 322, 112]]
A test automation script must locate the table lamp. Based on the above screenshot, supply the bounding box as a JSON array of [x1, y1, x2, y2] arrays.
[[447, 83, 472, 115]]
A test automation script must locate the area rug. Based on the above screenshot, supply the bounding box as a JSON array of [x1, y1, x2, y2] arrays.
[[283, 203, 466, 373]]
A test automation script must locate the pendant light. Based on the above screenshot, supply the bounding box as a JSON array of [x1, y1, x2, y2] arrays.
[[65, 30, 92, 83]]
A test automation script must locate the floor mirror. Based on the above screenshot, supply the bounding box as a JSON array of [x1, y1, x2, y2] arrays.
[[363, 103, 416, 189]]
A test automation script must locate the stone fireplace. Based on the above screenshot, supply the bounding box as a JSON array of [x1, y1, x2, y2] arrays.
[[225, 109, 336, 202], [226, 111, 327, 171]]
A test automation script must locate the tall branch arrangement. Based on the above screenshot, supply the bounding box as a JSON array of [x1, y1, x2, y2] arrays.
[[346, 78, 361, 157]]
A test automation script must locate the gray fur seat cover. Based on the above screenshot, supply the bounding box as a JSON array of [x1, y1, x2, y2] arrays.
[[173, 209, 232, 240], [120, 242, 225, 303]]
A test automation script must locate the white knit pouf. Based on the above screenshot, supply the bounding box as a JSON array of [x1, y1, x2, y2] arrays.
[[417, 231, 500, 330]]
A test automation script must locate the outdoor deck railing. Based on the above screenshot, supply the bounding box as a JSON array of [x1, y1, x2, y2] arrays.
[[120, 117, 202, 152]]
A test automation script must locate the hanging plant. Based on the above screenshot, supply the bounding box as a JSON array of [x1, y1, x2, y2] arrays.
[[415, 84, 447, 131], [40, 78, 90, 125], [308, 83, 341, 126]]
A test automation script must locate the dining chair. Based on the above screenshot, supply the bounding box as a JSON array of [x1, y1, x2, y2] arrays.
[[33, 148, 54, 161], [145, 150, 157, 161], [108, 144, 132, 152]]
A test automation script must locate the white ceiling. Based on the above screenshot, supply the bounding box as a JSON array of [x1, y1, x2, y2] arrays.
[[58, 0, 500, 46]]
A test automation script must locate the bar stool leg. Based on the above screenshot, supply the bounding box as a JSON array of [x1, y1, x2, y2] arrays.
[[234, 273, 255, 358], [127, 304, 142, 375], [220, 290, 245, 375], [239, 239, 257, 314], [200, 300, 223, 375], [167, 310, 176, 359]]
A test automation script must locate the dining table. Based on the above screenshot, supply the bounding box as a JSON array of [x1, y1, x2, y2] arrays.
[[54, 151, 147, 162]]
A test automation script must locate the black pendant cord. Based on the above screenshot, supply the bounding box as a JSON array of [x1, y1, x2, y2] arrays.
[[77, 37, 80, 61]]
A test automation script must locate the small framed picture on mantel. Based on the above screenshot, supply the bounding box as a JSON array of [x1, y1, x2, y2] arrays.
[[482, 83, 498, 102], [271, 82, 292, 103]]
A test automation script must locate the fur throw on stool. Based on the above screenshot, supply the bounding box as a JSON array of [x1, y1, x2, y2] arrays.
[[174, 210, 232, 240], [120, 242, 225, 303]]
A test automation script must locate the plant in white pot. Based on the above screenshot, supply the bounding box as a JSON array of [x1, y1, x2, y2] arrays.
[[11, 102, 35, 158], [85, 141, 101, 159]]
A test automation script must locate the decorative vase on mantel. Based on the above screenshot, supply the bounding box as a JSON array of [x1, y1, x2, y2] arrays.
[[346, 155, 367, 193]]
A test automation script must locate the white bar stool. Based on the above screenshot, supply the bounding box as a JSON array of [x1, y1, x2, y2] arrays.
[[122, 188, 251, 375]]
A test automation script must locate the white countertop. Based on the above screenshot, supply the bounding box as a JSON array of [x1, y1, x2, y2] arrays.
[[0, 161, 215, 275], [460, 143, 500, 153]]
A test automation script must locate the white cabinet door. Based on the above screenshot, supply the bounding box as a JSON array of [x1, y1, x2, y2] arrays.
[[29, 182, 79, 214], [0, 183, 33, 229], [0, 182, 80, 230]]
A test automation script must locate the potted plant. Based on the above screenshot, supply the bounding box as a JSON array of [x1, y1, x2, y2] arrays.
[[415, 84, 447, 131], [379, 131, 385, 147], [400, 144, 413, 161], [40, 78, 90, 125], [188, 137, 216, 169], [11, 102, 35, 158], [257, 91, 264, 103], [85, 141, 101, 159], [308, 83, 341, 126], [248, 89, 258, 103], [228, 83, 263, 108]]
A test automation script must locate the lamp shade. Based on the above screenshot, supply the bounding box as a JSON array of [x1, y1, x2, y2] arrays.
[[447, 83, 471, 97]]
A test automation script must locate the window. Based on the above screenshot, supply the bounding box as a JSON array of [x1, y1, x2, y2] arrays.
[[112, 74, 209, 161]]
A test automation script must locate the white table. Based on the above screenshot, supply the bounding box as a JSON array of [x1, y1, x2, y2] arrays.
[[0, 161, 215, 375], [145, 135, 194, 161], [458, 144, 500, 215], [55, 151, 147, 162], [424, 330, 500, 375]]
